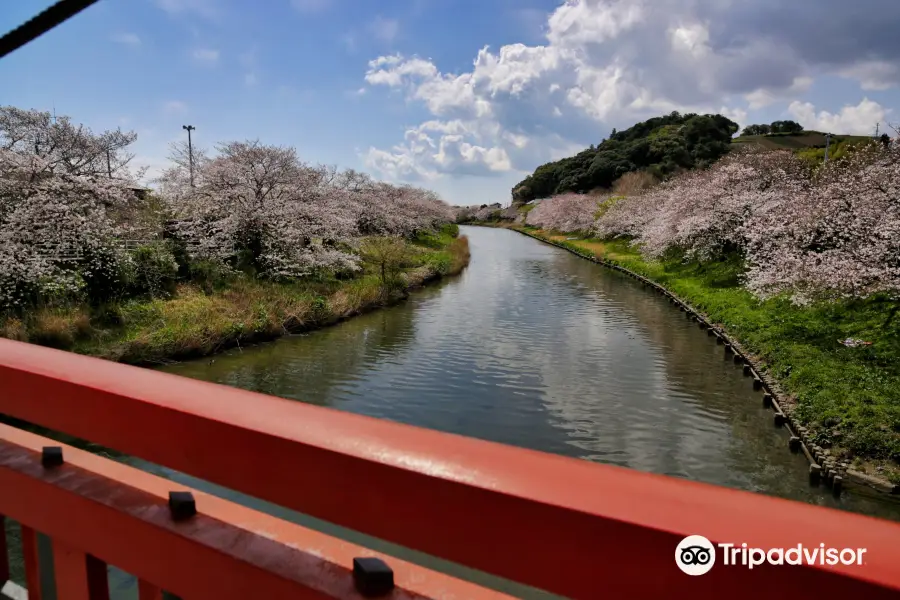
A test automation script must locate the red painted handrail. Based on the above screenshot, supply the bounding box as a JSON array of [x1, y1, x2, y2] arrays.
[[1, 338, 900, 598], [0, 423, 508, 600]]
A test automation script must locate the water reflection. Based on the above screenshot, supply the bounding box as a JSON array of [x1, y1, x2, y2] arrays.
[[163, 226, 900, 520], [136, 225, 900, 598]]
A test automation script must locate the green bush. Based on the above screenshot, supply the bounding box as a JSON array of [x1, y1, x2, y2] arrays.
[[130, 242, 179, 299], [441, 223, 460, 238], [423, 252, 452, 275], [412, 229, 445, 249], [189, 260, 232, 294], [79, 244, 132, 306]]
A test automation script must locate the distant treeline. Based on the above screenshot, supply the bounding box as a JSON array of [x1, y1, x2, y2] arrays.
[[740, 120, 805, 136]]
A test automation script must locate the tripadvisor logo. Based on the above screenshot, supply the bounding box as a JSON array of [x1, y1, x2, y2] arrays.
[[675, 535, 868, 575], [676, 535, 715, 576]]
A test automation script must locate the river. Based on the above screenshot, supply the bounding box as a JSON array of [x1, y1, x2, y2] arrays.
[[14, 225, 900, 598]]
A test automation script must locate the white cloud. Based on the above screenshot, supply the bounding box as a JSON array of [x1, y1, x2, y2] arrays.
[[192, 48, 220, 65], [720, 106, 748, 133], [361, 0, 900, 185], [111, 32, 141, 47], [364, 119, 527, 181], [788, 98, 889, 135], [244, 73, 258, 86], [163, 100, 188, 115], [370, 17, 400, 43], [545, 0, 644, 46], [365, 55, 437, 87]]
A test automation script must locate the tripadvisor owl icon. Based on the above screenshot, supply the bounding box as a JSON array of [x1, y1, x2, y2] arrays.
[[676, 535, 716, 575]]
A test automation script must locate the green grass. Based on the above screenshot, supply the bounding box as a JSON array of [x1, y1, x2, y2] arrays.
[[731, 131, 872, 151], [2, 231, 471, 366], [521, 228, 900, 480]]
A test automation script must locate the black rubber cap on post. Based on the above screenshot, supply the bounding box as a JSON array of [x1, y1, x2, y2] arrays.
[[789, 436, 801, 452], [41, 446, 63, 468], [774, 413, 786, 428], [763, 393, 774, 408], [168, 491, 197, 521], [353, 557, 394, 597]]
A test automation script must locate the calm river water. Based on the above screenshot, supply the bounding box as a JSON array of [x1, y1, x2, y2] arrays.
[[19, 225, 900, 599]]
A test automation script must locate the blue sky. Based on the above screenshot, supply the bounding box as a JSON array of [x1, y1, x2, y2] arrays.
[[2, 0, 899, 206]]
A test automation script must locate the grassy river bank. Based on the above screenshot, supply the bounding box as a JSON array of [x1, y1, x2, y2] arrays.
[[0, 230, 470, 367], [486, 223, 900, 488]]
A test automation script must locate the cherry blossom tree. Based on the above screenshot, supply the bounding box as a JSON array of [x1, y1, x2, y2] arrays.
[[526, 193, 600, 232], [599, 148, 811, 261], [0, 106, 458, 311], [161, 140, 360, 277], [0, 106, 143, 181], [0, 150, 134, 310], [159, 139, 457, 279], [743, 142, 900, 303], [473, 206, 497, 221], [594, 140, 900, 304], [352, 182, 455, 237]]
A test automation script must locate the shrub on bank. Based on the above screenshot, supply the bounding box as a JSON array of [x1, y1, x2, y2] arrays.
[[129, 242, 179, 299], [0, 233, 471, 364]]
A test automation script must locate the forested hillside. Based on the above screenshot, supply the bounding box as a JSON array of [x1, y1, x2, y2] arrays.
[[511, 112, 739, 203]]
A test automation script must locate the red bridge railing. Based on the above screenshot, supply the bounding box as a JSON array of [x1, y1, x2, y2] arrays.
[[0, 337, 899, 599]]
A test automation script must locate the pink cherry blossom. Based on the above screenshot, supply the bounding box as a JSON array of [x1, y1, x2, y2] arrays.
[[594, 141, 900, 303], [526, 193, 602, 232]]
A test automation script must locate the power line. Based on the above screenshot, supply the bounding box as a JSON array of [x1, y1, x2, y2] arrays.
[[0, 0, 103, 61]]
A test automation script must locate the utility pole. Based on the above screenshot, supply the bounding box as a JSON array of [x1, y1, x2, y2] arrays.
[[824, 133, 831, 164], [875, 123, 880, 138], [182, 124, 196, 187]]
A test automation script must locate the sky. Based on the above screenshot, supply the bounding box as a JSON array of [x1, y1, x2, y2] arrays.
[[1, 0, 899, 207]]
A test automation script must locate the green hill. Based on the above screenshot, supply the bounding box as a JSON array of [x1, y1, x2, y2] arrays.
[[511, 111, 740, 203]]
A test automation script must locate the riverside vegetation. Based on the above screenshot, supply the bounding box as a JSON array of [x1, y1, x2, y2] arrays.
[[461, 114, 900, 483], [0, 106, 468, 365]]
